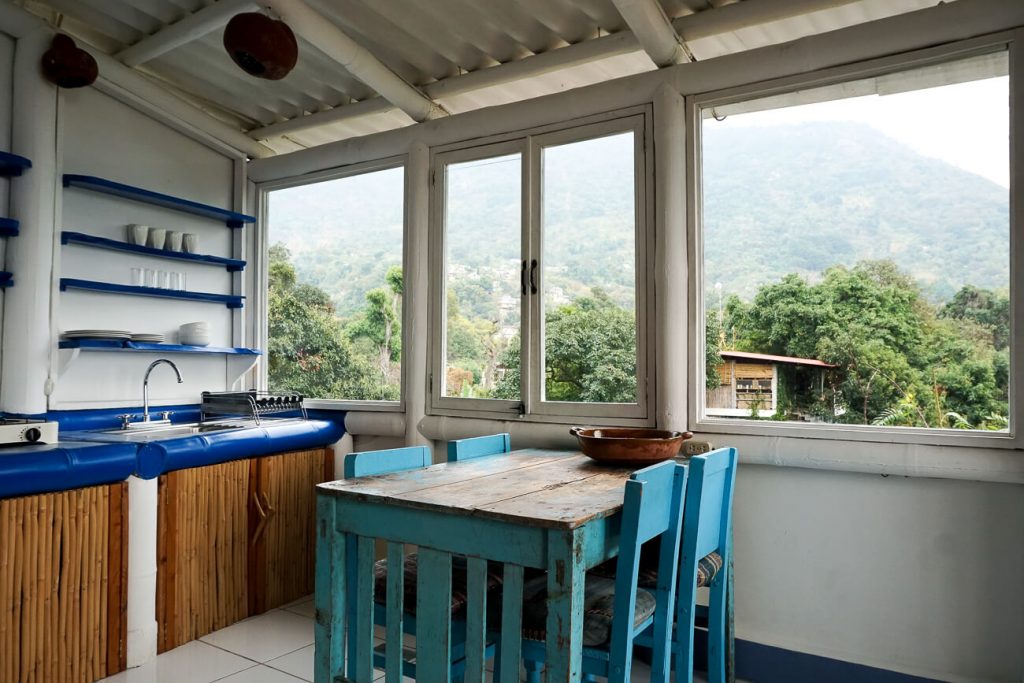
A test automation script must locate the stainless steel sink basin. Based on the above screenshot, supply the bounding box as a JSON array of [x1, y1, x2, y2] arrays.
[[92, 421, 249, 441]]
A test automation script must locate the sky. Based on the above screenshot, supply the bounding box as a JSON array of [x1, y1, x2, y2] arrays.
[[709, 74, 1010, 188]]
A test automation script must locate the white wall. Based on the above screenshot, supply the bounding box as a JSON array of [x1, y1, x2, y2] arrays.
[[733, 463, 1023, 682], [0, 31, 14, 388], [52, 87, 241, 409]]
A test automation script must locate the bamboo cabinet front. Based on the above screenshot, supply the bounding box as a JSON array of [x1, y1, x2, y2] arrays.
[[0, 482, 129, 683], [156, 448, 333, 652]]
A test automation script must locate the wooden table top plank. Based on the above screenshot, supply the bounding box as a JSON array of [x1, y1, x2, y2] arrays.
[[319, 450, 638, 529], [317, 449, 569, 498], [476, 469, 631, 527]]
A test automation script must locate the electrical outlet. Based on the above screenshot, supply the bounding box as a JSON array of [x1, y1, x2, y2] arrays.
[[683, 440, 713, 456]]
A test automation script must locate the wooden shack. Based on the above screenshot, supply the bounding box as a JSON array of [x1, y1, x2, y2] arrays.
[[707, 350, 834, 418]]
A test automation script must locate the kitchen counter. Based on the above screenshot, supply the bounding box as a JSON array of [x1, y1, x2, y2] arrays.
[[0, 408, 345, 498], [0, 439, 139, 498]]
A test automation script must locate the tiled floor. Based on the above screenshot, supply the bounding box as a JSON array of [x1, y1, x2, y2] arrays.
[[98, 595, 695, 682]]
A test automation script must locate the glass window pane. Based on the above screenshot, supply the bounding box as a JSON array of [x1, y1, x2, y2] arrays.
[[701, 51, 1010, 431], [266, 166, 404, 401], [541, 132, 637, 404], [443, 153, 522, 399]]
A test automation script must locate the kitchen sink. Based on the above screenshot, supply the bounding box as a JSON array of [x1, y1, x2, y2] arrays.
[[90, 421, 250, 441]]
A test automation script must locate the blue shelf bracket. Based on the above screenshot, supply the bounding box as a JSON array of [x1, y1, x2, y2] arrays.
[[0, 151, 32, 177], [0, 218, 20, 237]]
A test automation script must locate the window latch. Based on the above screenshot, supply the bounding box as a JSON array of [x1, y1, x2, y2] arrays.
[[520, 259, 528, 296], [529, 258, 538, 294], [516, 402, 526, 415]]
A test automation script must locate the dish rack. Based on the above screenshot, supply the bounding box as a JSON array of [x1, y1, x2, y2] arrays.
[[200, 390, 306, 425]]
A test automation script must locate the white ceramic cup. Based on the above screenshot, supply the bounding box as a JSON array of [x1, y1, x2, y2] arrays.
[[128, 224, 149, 245], [147, 228, 166, 249], [165, 231, 183, 251], [182, 233, 197, 253]]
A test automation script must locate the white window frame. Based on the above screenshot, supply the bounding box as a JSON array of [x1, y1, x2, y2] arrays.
[[255, 156, 407, 412], [687, 33, 1022, 449], [428, 108, 655, 424]]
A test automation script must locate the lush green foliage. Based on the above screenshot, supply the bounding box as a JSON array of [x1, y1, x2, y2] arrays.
[[719, 260, 1008, 428], [267, 244, 401, 400], [493, 290, 637, 403]]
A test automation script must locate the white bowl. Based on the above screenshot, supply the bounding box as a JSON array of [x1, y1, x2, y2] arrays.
[[179, 335, 210, 347]]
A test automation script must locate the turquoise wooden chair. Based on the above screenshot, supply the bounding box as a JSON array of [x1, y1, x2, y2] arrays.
[[343, 445, 501, 682], [628, 447, 738, 682], [447, 432, 511, 461], [342, 446, 431, 680], [504, 460, 689, 683]]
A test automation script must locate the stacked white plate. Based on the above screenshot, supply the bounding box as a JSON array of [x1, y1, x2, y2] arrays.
[[61, 329, 132, 340], [130, 333, 165, 343]]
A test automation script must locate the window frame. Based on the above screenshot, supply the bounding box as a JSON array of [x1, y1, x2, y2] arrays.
[[428, 108, 655, 424], [255, 156, 408, 412], [686, 35, 1023, 449]]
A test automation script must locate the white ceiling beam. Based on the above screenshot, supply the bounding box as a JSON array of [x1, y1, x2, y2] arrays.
[[260, 0, 448, 122], [247, 0, 862, 141], [611, 0, 693, 66], [116, 0, 258, 67]]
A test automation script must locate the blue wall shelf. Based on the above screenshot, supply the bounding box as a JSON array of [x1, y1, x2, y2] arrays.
[[60, 278, 244, 308], [59, 339, 260, 354], [63, 174, 256, 228], [0, 151, 32, 177], [0, 218, 18, 237], [0, 272, 12, 288], [61, 231, 246, 272]]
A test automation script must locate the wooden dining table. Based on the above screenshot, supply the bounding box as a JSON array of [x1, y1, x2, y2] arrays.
[[312, 448, 639, 683]]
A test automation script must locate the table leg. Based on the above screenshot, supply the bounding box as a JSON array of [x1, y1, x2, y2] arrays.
[[315, 496, 345, 683], [726, 524, 735, 683], [546, 528, 585, 683]]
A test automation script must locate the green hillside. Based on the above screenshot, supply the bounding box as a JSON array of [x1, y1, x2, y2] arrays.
[[268, 122, 1008, 313]]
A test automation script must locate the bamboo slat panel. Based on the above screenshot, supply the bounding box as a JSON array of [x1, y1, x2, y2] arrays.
[[156, 459, 250, 653], [0, 483, 128, 683], [251, 448, 332, 613]]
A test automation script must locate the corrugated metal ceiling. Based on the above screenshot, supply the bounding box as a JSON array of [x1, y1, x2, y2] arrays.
[[17, 0, 941, 155]]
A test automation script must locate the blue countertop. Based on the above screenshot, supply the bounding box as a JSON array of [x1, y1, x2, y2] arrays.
[[0, 406, 345, 499]]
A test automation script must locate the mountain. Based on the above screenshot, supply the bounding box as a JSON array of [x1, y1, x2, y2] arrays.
[[267, 122, 1009, 318], [703, 122, 1008, 302]]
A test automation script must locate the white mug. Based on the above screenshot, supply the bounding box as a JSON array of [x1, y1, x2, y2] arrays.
[[165, 231, 183, 251], [147, 228, 166, 249], [128, 224, 149, 245], [182, 233, 197, 253]]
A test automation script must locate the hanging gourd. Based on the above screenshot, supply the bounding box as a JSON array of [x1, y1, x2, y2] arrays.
[[41, 34, 98, 89], [223, 12, 298, 81]]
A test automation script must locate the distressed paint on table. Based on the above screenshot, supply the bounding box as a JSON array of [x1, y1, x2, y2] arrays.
[[315, 448, 637, 683]]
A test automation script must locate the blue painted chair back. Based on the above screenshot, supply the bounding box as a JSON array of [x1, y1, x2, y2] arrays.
[[674, 446, 738, 683], [344, 445, 432, 478], [446, 433, 511, 462], [608, 460, 689, 683]]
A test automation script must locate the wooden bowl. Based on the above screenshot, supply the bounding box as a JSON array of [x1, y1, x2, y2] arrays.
[[570, 427, 694, 466]]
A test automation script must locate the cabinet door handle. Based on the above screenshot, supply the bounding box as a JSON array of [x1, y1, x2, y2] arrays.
[[251, 491, 272, 546], [529, 259, 538, 294]]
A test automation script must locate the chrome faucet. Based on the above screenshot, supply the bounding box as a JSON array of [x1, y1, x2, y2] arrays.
[[141, 359, 183, 424]]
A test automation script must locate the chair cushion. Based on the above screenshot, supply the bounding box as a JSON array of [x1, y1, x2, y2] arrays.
[[516, 574, 656, 647], [372, 553, 507, 615], [591, 547, 724, 589]]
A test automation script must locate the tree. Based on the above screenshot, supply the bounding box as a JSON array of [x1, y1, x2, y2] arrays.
[[494, 289, 637, 403], [267, 244, 376, 399], [346, 265, 403, 397]]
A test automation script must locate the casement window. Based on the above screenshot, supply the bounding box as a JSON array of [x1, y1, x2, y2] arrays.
[[260, 161, 405, 406], [430, 113, 652, 422], [692, 46, 1014, 443]]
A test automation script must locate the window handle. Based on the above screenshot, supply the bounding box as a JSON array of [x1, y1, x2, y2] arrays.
[[529, 259, 538, 294], [520, 260, 528, 296]]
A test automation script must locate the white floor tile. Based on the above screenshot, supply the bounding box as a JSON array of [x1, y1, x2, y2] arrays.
[[280, 596, 315, 619], [265, 644, 314, 682], [97, 641, 256, 683], [200, 609, 314, 663], [216, 664, 308, 682]]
